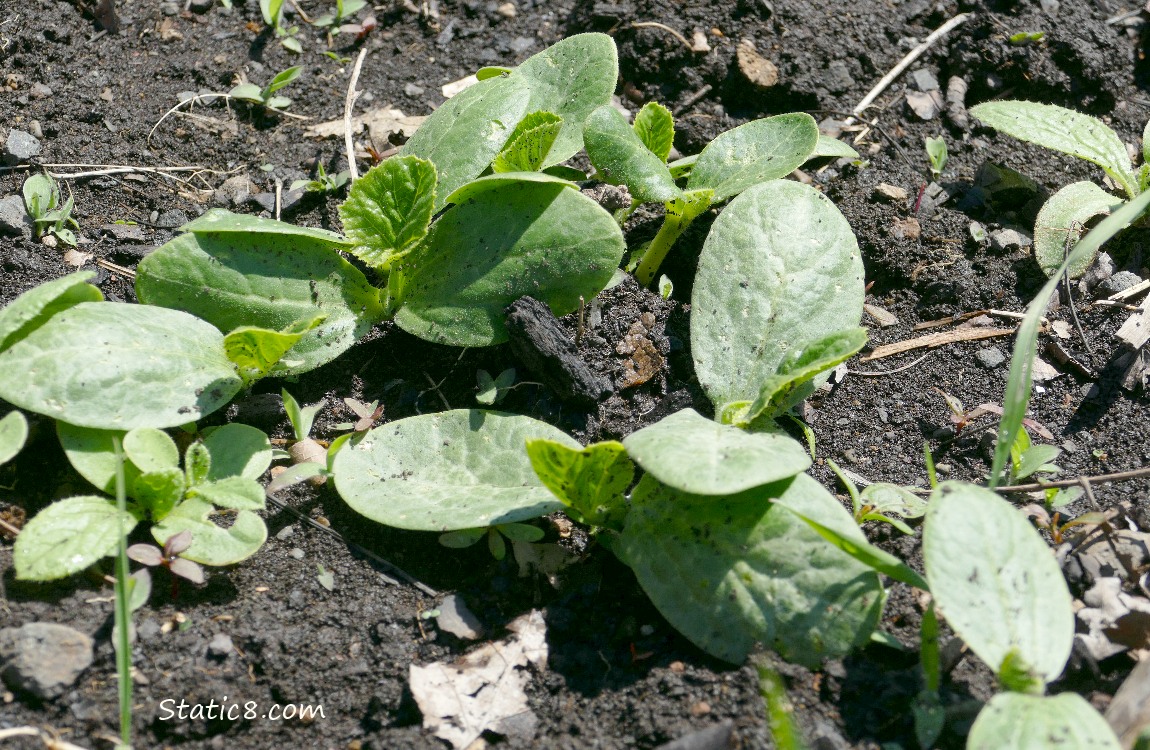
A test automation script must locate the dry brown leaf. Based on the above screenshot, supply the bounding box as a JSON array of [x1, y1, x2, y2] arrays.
[[304, 107, 426, 141], [861, 327, 1015, 362]]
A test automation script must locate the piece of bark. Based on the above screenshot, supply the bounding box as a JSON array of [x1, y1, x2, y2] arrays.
[[504, 297, 612, 405]]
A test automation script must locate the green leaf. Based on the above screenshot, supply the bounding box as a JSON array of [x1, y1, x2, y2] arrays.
[[667, 154, 697, 180], [442, 171, 578, 206], [492, 111, 563, 173], [179, 209, 353, 244], [0, 270, 103, 354], [924, 482, 1073, 685], [810, 135, 859, 159], [970, 101, 1138, 198], [439, 527, 487, 548], [392, 180, 625, 347], [223, 316, 321, 385], [615, 473, 884, 665], [57, 423, 142, 494], [333, 409, 579, 531], [282, 389, 324, 441], [400, 73, 532, 211], [265, 66, 302, 94], [338, 155, 438, 270], [136, 220, 385, 377], [1033, 181, 1121, 278], [525, 438, 633, 529], [1015, 444, 1061, 480], [512, 32, 618, 167], [687, 113, 820, 201], [924, 135, 948, 176], [0, 411, 28, 466], [584, 105, 680, 204], [260, 0, 283, 26], [228, 83, 264, 102], [691, 180, 864, 410], [859, 483, 927, 519], [14, 495, 139, 580], [123, 427, 180, 473], [967, 692, 1122, 750], [0, 302, 242, 430], [622, 408, 810, 495], [633, 188, 714, 286], [498, 522, 545, 542], [187, 476, 266, 510], [203, 423, 272, 481], [475, 369, 498, 405], [632, 101, 675, 163], [132, 468, 185, 520], [184, 441, 211, 486], [476, 65, 512, 80], [152, 497, 267, 566]]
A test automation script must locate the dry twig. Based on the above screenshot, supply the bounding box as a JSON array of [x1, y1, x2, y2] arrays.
[[345, 48, 369, 182]]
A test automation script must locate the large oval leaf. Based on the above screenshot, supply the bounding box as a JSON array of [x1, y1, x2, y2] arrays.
[[687, 113, 820, 201], [333, 409, 579, 531], [14, 496, 139, 581], [393, 181, 625, 347], [924, 482, 1074, 686], [691, 180, 864, 408], [967, 693, 1121, 750], [136, 225, 385, 376], [180, 209, 354, 244], [0, 270, 103, 354], [615, 473, 884, 665], [0, 302, 241, 429], [584, 105, 680, 204], [622, 408, 810, 495], [1033, 181, 1121, 278]]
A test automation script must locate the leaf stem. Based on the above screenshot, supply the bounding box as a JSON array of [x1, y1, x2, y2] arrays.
[[112, 436, 134, 749], [634, 211, 693, 286]]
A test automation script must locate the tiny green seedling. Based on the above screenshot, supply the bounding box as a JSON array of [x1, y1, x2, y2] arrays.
[[290, 162, 351, 194], [475, 368, 516, 406], [22, 173, 79, 246], [259, 0, 302, 52], [127, 529, 207, 588], [924, 136, 947, 181], [439, 522, 545, 561], [1007, 427, 1061, 485], [1008, 31, 1045, 46], [313, 0, 366, 28], [333, 397, 383, 434], [827, 459, 926, 535], [229, 66, 302, 111]]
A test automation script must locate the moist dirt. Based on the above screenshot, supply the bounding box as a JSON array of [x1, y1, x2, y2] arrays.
[[1, 0, 1148, 748]]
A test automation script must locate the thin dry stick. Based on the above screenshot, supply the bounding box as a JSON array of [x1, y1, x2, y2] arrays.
[[673, 84, 713, 116], [345, 48, 369, 182], [848, 352, 931, 376], [995, 465, 1150, 494], [1061, 221, 1094, 356], [630, 21, 694, 52], [149, 94, 309, 144], [847, 13, 971, 124]]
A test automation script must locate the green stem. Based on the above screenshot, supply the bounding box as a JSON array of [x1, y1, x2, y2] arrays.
[[112, 436, 133, 750], [634, 212, 693, 287]]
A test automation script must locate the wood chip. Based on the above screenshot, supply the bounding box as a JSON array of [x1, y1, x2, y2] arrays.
[[736, 40, 778, 88], [864, 303, 899, 327], [861, 326, 1015, 362], [442, 74, 479, 99], [1116, 296, 1150, 349]]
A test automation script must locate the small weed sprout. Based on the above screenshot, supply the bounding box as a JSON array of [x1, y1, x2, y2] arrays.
[[1008, 31, 1045, 46], [475, 368, 517, 406], [128, 529, 207, 587], [291, 162, 351, 193], [22, 173, 79, 246], [259, 0, 302, 52], [924, 136, 947, 181], [333, 397, 383, 435], [313, 0, 367, 28], [229, 66, 302, 111], [439, 522, 545, 560]]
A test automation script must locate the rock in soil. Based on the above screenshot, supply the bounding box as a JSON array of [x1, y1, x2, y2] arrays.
[[4, 129, 42, 163], [0, 194, 33, 240], [0, 622, 95, 699]]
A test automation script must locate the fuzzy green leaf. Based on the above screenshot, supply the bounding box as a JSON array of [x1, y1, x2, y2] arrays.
[[203, 423, 272, 481], [492, 111, 563, 173], [0, 270, 103, 354], [123, 427, 180, 473], [861, 483, 927, 520], [152, 497, 267, 566], [584, 105, 680, 203], [811, 135, 859, 159], [967, 693, 1121, 750], [187, 475, 266, 510], [687, 113, 820, 201], [525, 438, 633, 529], [0, 411, 28, 467], [632, 101, 675, 162], [132, 468, 185, 520], [1033, 181, 1121, 278], [57, 423, 142, 495], [14, 496, 140, 580], [184, 441, 211, 486], [443, 171, 578, 206], [180, 209, 353, 244], [339, 155, 438, 270]]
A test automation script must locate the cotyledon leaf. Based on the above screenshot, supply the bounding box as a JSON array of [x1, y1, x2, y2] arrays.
[[615, 473, 884, 665], [967, 692, 1121, 750], [621, 408, 810, 495], [0, 302, 242, 430], [1033, 181, 1121, 278], [0, 270, 103, 354], [584, 105, 680, 204], [333, 409, 580, 531], [687, 112, 820, 201], [442, 171, 578, 206], [691, 180, 864, 409], [180, 208, 354, 244]]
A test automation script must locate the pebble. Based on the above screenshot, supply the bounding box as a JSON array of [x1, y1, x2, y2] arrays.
[[0, 623, 94, 699], [0, 195, 33, 240], [4, 129, 42, 164], [1101, 271, 1143, 296], [404, 83, 425, 97], [160, 1, 180, 14], [206, 633, 233, 658], [736, 40, 779, 88], [509, 36, 535, 53], [289, 547, 305, 560], [654, 720, 733, 750], [496, 2, 516, 17], [976, 346, 1005, 369], [1061, 439, 1079, 454], [909, 68, 939, 91], [825, 61, 853, 93], [30, 83, 52, 99], [872, 183, 908, 202], [154, 209, 188, 228], [989, 227, 1032, 252], [891, 217, 921, 240], [436, 594, 485, 640], [275, 524, 296, 540], [213, 173, 256, 208], [189, 0, 214, 12]]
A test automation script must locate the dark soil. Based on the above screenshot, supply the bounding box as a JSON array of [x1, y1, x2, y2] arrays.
[[2, 0, 1149, 748]]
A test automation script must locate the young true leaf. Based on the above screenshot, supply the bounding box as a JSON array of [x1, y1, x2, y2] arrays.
[[0, 411, 28, 466], [811, 135, 859, 159], [924, 136, 948, 179], [14, 496, 140, 580], [1033, 181, 1119, 278], [186, 476, 266, 510], [492, 111, 563, 173], [123, 427, 180, 473], [224, 316, 324, 385], [632, 101, 675, 163], [282, 389, 324, 441], [132, 468, 185, 520], [152, 497, 267, 566], [202, 423, 272, 481], [687, 113, 820, 201], [525, 438, 633, 529], [0, 302, 242, 430], [967, 693, 1122, 750], [57, 423, 143, 495], [137, 219, 385, 376], [392, 180, 625, 347], [339, 155, 438, 270], [969, 101, 1138, 198], [333, 409, 580, 531], [615, 473, 884, 665], [692, 180, 864, 410], [621, 408, 810, 495], [0, 270, 103, 354], [584, 105, 680, 204], [442, 171, 578, 206], [924, 482, 1073, 686], [184, 441, 211, 486]]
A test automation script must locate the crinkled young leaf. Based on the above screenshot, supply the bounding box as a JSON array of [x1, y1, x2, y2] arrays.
[[811, 135, 860, 159], [0, 270, 103, 354], [633, 101, 675, 163], [492, 111, 563, 173], [339, 155, 437, 270], [512, 32, 618, 167], [137, 223, 385, 376], [970, 101, 1138, 198], [924, 481, 1073, 685], [203, 423, 272, 481], [187, 475, 266, 510], [14, 496, 140, 581], [184, 441, 211, 486], [615, 473, 884, 665], [180, 209, 353, 244], [223, 316, 323, 385], [152, 497, 267, 566], [0, 411, 28, 466], [0, 302, 242, 430], [691, 180, 864, 409], [687, 113, 820, 201], [400, 74, 532, 211], [333, 409, 579, 531], [1033, 181, 1120, 278], [525, 438, 633, 529], [123, 427, 180, 473], [584, 105, 679, 203], [967, 693, 1121, 750], [132, 468, 185, 520], [392, 180, 625, 346], [57, 422, 142, 494], [442, 171, 578, 206], [622, 408, 810, 495]]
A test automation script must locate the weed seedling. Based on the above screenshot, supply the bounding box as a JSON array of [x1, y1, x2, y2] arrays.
[[128, 529, 207, 592], [924, 136, 947, 181], [22, 173, 79, 246], [475, 368, 517, 406], [229, 66, 302, 111], [313, 0, 367, 28], [290, 162, 351, 194], [333, 397, 383, 435], [259, 0, 302, 52], [439, 522, 545, 560]]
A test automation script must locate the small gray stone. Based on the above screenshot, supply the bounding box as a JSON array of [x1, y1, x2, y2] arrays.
[[189, 0, 214, 12], [436, 594, 485, 640], [5, 129, 42, 164], [289, 547, 305, 560], [275, 524, 296, 540], [101, 223, 147, 242], [137, 619, 161, 643], [0, 195, 33, 240], [910, 68, 939, 91], [873, 183, 908, 202], [1040, 0, 1060, 13], [213, 174, 256, 208], [1101, 271, 1143, 296], [825, 61, 853, 94], [976, 346, 1005, 369], [1061, 439, 1079, 454], [206, 633, 233, 658], [0, 623, 94, 699], [160, 1, 180, 14], [30, 83, 52, 99], [154, 209, 188, 228], [404, 83, 425, 97], [509, 36, 535, 53], [989, 227, 1032, 252]]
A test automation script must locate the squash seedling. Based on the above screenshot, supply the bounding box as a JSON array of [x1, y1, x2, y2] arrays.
[[22, 173, 79, 246]]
